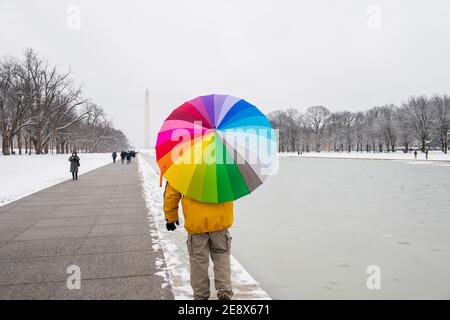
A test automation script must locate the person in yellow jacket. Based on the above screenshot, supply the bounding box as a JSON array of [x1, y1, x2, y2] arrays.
[[163, 182, 234, 300]]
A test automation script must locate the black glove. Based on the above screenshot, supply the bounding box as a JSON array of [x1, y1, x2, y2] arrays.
[[166, 220, 179, 231]]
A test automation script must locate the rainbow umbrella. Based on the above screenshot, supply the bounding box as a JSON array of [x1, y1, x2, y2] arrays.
[[156, 94, 277, 203]]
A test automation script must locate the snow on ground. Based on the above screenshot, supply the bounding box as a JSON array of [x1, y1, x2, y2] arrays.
[[138, 152, 270, 300], [0, 153, 111, 206], [281, 151, 450, 161]]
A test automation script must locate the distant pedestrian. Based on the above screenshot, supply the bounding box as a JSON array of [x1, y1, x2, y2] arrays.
[[126, 151, 132, 164], [426, 150, 429, 160], [69, 152, 80, 180], [120, 150, 126, 164], [414, 150, 417, 159], [112, 151, 117, 163]]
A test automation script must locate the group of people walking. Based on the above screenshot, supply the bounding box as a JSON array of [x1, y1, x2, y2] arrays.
[[414, 149, 430, 160], [69, 149, 137, 181], [113, 150, 136, 164]]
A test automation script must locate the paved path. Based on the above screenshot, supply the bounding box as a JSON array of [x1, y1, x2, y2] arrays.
[[0, 160, 173, 299]]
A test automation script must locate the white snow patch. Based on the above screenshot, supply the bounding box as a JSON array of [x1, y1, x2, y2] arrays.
[[138, 152, 270, 300], [281, 151, 450, 162], [0, 153, 111, 206]]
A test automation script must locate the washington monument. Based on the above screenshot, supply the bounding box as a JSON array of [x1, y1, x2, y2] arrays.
[[144, 89, 151, 149]]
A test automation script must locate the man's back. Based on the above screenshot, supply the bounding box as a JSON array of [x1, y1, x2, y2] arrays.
[[163, 182, 235, 300], [163, 182, 233, 234]]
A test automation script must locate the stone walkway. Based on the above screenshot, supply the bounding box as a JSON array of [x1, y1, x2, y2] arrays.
[[0, 160, 173, 299]]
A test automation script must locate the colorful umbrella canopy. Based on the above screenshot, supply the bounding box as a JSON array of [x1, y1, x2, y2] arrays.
[[156, 94, 277, 203]]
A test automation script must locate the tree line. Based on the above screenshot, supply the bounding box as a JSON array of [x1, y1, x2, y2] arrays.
[[268, 95, 450, 154], [0, 49, 129, 156]]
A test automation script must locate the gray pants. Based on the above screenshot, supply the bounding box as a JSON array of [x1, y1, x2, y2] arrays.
[[187, 229, 233, 299]]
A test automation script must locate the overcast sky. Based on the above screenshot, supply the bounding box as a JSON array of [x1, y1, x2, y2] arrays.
[[1, 0, 449, 147]]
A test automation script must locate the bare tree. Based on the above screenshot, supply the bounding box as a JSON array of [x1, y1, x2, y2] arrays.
[[353, 111, 366, 152], [264, 93, 449, 155], [268, 110, 287, 152], [339, 111, 355, 152], [22, 50, 87, 154], [395, 104, 414, 153], [0, 57, 35, 155], [268, 109, 303, 152], [325, 113, 340, 151], [1, 49, 129, 155], [379, 104, 398, 152], [406, 95, 432, 152], [305, 106, 330, 152], [430, 94, 450, 153], [285, 108, 302, 152], [364, 108, 380, 153]]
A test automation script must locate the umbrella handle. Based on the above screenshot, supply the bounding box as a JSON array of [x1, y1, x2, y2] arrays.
[[159, 165, 166, 187]]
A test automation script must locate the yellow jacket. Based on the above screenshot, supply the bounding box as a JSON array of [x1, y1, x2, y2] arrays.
[[163, 182, 234, 234]]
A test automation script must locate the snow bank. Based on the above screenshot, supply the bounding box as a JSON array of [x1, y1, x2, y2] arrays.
[[138, 152, 270, 300], [281, 151, 450, 161], [0, 153, 111, 206]]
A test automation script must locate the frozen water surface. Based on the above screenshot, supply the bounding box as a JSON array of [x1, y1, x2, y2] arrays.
[[232, 157, 450, 299]]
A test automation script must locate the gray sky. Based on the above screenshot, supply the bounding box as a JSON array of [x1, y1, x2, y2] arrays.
[[1, 0, 449, 147]]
